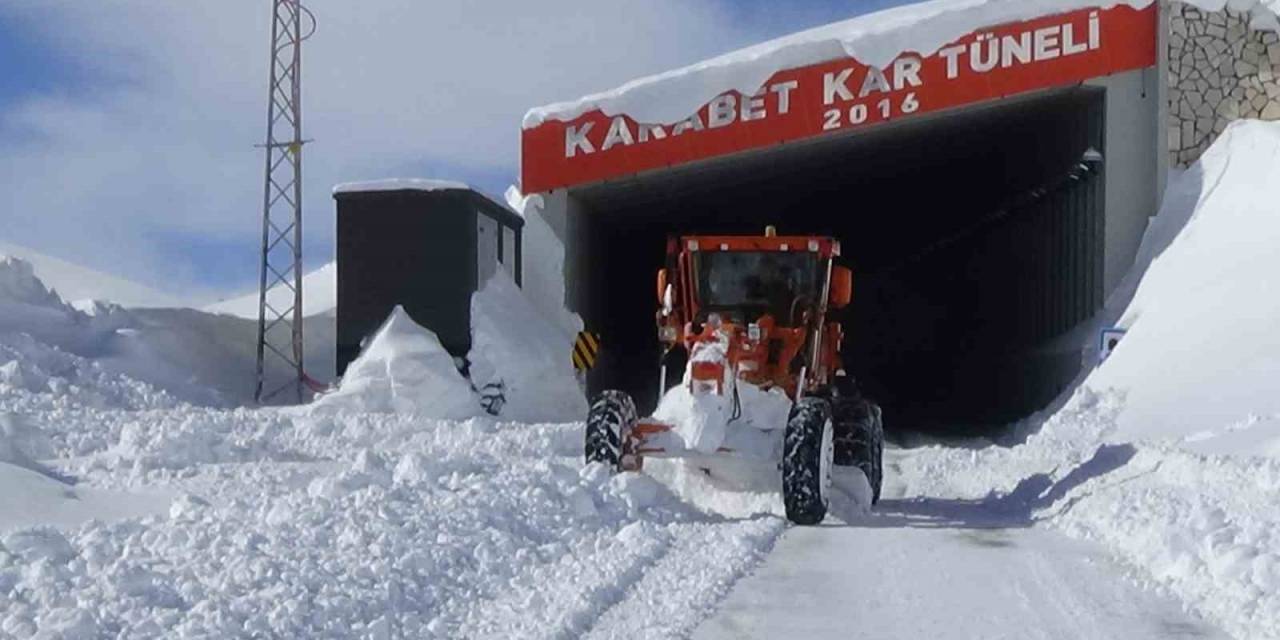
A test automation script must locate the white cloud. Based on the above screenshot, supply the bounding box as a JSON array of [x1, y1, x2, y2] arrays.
[[0, 0, 758, 296]]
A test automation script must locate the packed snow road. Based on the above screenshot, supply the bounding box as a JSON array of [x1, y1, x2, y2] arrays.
[[694, 452, 1228, 640]]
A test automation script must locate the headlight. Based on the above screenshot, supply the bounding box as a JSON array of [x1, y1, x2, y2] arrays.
[[748, 323, 762, 342], [659, 326, 679, 342]]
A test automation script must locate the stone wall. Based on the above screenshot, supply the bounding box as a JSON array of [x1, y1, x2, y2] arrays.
[[1168, 2, 1280, 166]]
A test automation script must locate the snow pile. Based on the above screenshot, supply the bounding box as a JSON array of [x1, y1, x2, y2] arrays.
[[468, 270, 586, 423], [897, 121, 1280, 640], [0, 417, 787, 638], [652, 362, 792, 457], [0, 257, 334, 407], [0, 412, 172, 534], [0, 242, 184, 309], [0, 256, 64, 309], [0, 333, 179, 414], [312, 307, 479, 418], [1052, 122, 1280, 636], [1089, 120, 1280, 455], [0, 413, 63, 482], [526, 0, 1279, 129], [109, 410, 305, 472], [902, 387, 1280, 640], [504, 186, 585, 340]]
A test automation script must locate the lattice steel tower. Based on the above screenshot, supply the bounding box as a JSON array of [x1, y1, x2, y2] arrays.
[[255, 0, 315, 403]]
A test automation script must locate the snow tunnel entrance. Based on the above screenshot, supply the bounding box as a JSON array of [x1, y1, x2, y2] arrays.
[[571, 86, 1107, 433]]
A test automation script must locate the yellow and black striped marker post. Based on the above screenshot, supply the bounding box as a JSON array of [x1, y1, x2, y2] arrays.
[[573, 331, 601, 372]]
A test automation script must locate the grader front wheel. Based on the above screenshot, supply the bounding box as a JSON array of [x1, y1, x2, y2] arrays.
[[782, 397, 834, 525], [585, 390, 637, 472]]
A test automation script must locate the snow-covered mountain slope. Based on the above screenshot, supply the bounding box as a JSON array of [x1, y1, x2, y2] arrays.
[[0, 257, 334, 407], [203, 262, 336, 319], [0, 241, 185, 309]]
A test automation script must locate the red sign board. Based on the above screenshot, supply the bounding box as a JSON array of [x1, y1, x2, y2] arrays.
[[521, 4, 1156, 194]]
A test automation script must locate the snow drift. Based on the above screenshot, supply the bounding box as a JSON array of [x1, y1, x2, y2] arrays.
[[312, 306, 478, 418], [1092, 120, 1280, 456], [0, 242, 185, 309], [468, 270, 587, 423], [898, 120, 1280, 640], [0, 256, 334, 407], [1047, 122, 1280, 638]]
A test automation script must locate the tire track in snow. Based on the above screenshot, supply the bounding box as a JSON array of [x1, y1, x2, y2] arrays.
[[583, 517, 785, 639], [457, 522, 676, 638]]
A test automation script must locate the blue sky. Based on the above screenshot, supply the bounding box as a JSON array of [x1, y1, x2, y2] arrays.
[[0, 1, 910, 301]]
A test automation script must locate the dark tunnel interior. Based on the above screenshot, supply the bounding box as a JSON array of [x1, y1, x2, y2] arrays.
[[572, 86, 1108, 433]]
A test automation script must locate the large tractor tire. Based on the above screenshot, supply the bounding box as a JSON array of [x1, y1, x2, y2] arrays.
[[585, 390, 637, 471], [833, 397, 885, 504], [782, 397, 834, 525]]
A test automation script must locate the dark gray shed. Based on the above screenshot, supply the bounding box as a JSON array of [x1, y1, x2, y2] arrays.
[[333, 180, 523, 377]]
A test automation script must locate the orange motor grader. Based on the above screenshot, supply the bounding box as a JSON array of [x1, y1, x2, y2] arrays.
[[584, 227, 885, 525]]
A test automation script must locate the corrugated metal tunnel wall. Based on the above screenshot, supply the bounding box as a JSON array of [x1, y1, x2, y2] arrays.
[[565, 86, 1111, 431]]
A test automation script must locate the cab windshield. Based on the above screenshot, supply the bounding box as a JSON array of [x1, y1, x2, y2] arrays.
[[694, 251, 821, 326]]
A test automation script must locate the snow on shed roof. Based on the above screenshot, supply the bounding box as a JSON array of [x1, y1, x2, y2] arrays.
[[332, 179, 470, 195], [523, 0, 1277, 129]]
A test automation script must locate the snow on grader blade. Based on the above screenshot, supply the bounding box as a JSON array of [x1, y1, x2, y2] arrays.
[[584, 227, 886, 525]]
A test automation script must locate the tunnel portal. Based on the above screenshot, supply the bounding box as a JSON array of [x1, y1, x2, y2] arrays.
[[571, 88, 1107, 430], [519, 4, 1163, 433]]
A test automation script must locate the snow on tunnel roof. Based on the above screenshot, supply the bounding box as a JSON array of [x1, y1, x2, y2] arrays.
[[523, 0, 1278, 129], [332, 178, 471, 196]]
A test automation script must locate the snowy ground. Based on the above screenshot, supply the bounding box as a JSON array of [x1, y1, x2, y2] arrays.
[[3, 122, 1280, 638], [697, 453, 1230, 640]]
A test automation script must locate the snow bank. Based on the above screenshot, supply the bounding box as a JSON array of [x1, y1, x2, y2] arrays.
[[897, 122, 1280, 639], [0, 257, 334, 407], [468, 270, 586, 423], [525, 0, 1278, 129], [0, 256, 64, 309], [1051, 126, 1280, 637], [903, 385, 1280, 640], [313, 306, 479, 417], [1090, 120, 1280, 456], [0, 241, 185, 309], [0, 414, 786, 638], [504, 186, 585, 340], [331, 178, 469, 195]]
